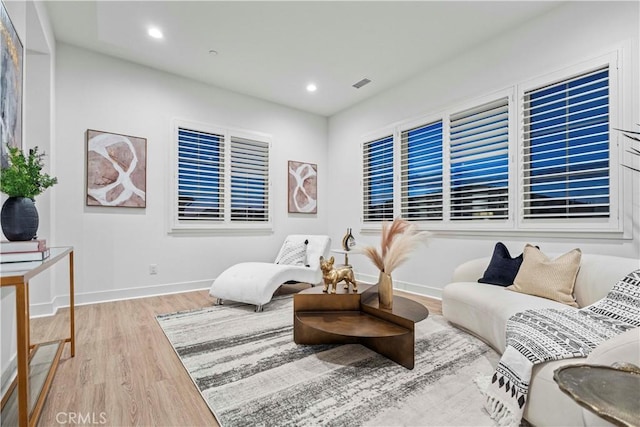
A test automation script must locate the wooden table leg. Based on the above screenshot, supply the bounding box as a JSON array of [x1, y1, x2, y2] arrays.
[[362, 332, 416, 369], [15, 282, 29, 427], [69, 250, 75, 357], [25, 282, 30, 351]]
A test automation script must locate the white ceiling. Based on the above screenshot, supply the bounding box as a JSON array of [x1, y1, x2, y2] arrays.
[[45, 1, 564, 117]]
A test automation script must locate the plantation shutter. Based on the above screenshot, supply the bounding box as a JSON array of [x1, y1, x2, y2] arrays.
[[522, 67, 610, 219], [400, 120, 444, 221], [230, 136, 270, 222], [363, 135, 394, 222], [177, 128, 224, 221], [449, 98, 509, 220]]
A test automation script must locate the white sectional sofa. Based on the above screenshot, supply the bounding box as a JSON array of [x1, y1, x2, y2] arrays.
[[442, 253, 640, 427]]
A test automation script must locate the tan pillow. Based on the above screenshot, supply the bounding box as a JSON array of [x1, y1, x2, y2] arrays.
[[507, 244, 581, 307]]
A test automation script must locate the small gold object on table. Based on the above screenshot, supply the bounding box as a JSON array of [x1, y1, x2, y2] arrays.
[[341, 227, 356, 251], [320, 256, 357, 294], [553, 363, 640, 427], [378, 271, 393, 310]]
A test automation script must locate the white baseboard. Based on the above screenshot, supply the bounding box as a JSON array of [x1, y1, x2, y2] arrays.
[[29, 279, 213, 318], [22, 274, 442, 318], [354, 273, 443, 300]]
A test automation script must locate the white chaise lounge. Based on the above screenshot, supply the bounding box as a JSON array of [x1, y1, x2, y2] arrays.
[[209, 234, 331, 311]]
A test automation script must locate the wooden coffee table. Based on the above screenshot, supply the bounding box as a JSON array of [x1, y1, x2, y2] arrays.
[[293, 283, 428, 369]]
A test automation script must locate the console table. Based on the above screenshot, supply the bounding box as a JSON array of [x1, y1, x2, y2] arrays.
[[0, 247, 75, 427], [293, 283, 428, 369]]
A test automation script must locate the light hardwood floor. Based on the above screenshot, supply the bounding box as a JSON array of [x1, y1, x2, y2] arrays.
[[30, 286, 442, 426]]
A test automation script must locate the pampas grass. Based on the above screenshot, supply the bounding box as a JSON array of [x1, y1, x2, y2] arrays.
[[359, 218, 430, 274]]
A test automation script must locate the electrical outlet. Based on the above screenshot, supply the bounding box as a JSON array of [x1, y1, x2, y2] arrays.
[[149, 264, 158, 275]]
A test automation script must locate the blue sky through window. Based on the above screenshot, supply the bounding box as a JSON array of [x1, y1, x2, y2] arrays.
[[402, 121, 444, 220], [525, 68, 609, 218], [178, 128, 223, 219], [364, 135, 394, 221], [230, 138, 269, 221], [449, 98, 509, 220], [405, 121, 443, 198]]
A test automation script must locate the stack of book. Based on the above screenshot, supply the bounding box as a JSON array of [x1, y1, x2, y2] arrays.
[[1, 239, 50, 263]]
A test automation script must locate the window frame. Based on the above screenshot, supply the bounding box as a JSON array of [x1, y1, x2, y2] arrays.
[[515, 52, 621, 233], [447, 94, 514, 227], [175, 126, 225, 223], [361, 127, 397, 224], [169, 119, 273, 234], [399, 115, 445, 222], [362, 89, 516, 233], [228, 132, 271, 224], [360, 50, 627, 238]]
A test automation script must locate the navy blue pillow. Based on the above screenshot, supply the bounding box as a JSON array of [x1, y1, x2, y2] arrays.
[[478, 242, 525, 287]]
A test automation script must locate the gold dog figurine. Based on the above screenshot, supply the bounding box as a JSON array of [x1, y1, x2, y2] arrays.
[[320, 256, 357, 294]]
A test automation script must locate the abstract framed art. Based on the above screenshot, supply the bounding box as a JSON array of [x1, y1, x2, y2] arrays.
[[86, 129, 147, 207], [0, 2, 23, 168], [288, 160, 317, 214]]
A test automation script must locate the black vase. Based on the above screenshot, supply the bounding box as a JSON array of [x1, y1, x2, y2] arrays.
[[1, 197, 39, 241]]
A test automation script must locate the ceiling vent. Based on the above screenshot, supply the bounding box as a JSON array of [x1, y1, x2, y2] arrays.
[[352, 78, 371, 89]]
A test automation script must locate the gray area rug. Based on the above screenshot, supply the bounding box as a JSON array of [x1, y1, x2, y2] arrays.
[[157, 296, 500, 427]]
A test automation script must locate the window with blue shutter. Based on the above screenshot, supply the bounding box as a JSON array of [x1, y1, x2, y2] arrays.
[[363, 135, 394, 222], [174, 122, 271, 230], [522, 67, 610, 219], [230, 137, 270, 222], [177, 128, 224, 221], [360, 55, 622, 235], [449, 98, 510, 220], [400, 120, 444, 221]]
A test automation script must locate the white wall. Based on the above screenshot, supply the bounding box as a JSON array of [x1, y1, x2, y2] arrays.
[[1, 0, 57, 395], [50, 43, 328, 313], [24, 0, 56, 310], [327, 1, 640, 297]]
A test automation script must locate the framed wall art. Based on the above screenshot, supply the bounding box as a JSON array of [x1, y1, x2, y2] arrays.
[[1, 2, 23, 168], [288, 160, 317, 214], [86, 129, 147, 207]]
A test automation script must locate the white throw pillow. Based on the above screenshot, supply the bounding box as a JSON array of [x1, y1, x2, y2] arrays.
[[274, 239, 308, 266], [507, 244, 581, 307]]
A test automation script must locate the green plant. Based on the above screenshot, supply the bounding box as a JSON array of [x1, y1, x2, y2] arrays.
[[0, 145, 57, 199], [618, 125, 640, 172]]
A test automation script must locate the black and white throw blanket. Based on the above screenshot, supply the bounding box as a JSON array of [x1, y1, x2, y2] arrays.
[[485, 269, 640, 427]]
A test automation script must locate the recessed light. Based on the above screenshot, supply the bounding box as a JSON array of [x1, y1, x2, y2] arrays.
[[148, 27, 163, 39], [209, 49, 219, 55], [306, 83, 317, 92]]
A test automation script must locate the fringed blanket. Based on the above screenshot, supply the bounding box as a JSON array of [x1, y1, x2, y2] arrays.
[[485, 269, 640, 427]]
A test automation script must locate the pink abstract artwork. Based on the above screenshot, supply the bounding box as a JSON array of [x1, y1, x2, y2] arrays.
[[288, 161, 317, 214], [86, 129, 147, 207]]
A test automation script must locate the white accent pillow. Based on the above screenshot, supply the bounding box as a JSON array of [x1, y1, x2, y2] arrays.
[[274, 239, 308, 266], [507, 244, 581, 307]]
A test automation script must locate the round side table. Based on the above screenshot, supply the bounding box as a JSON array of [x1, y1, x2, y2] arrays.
[[553, 363, 640, 427], [331, 248, 355, 267]]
